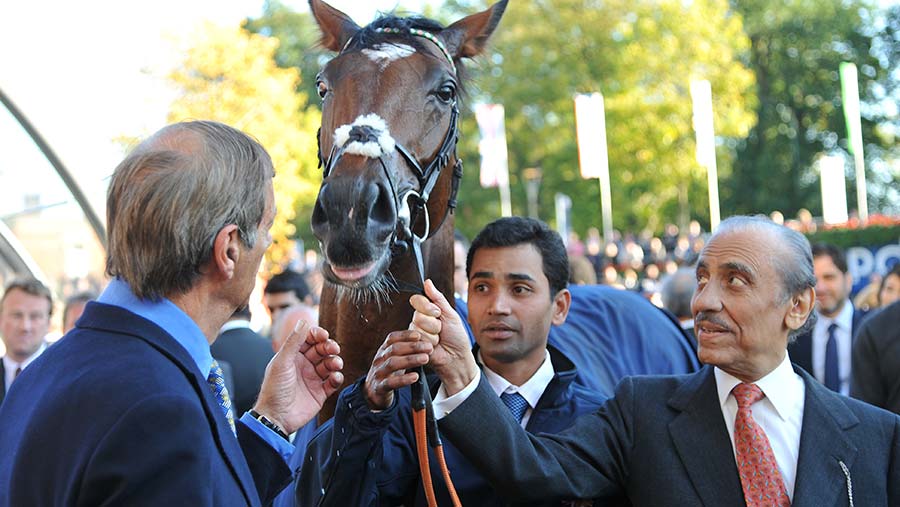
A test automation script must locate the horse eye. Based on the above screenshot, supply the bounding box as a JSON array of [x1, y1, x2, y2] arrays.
[[435, 84, 456, 104], [316, 80, 329, 99]]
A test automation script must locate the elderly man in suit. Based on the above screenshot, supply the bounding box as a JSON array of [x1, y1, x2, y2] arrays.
[[0, 120, 344, 506], [404, 215, 899, 506]]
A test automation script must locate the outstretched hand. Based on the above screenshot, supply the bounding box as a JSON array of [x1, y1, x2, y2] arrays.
[[409, 279, 479, 395], [254, 320, 343, 434]]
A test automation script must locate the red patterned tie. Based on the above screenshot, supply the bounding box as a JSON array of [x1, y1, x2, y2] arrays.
[[732, 383, 790, 507]]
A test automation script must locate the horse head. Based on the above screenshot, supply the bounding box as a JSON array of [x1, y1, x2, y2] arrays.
[[309, 0, 507, 303]]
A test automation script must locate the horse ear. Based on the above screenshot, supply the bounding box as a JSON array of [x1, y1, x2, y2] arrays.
[[308, 0, 361, 52], [438, 0, 508, 59]]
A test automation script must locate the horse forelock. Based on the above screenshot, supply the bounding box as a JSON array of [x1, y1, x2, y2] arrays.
[[338, 14, 470, 96]]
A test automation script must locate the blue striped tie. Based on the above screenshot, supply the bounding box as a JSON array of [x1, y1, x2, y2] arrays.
[[500, 391, 529, 423], [207, 360, 236, 435]]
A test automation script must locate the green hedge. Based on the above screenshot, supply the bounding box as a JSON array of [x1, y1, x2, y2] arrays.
[[805, 225, 900, 249]]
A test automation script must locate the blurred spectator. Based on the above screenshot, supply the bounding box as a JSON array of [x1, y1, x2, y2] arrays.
[[1, 278, 52, 405], [568, 254, 597, 285], [211, 306, 274, 414], [660, 267, 697, 345], [270, 304, 318, 354], [769, 210, 785, 225], [62, 291, 96, 334], [879, 263, 900, 308], [264, 268, 313, 325], [797, 208, 817, 233], [788, 243, 867, 395], [454, 231, 470, 301], [853, 274, 882, 313]]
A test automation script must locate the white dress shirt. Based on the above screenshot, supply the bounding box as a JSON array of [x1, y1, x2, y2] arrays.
[[434, 349, 554, 428], [3, 342, 47, 393], [811, 301, 854, 395], [715, 354, 805, 500]]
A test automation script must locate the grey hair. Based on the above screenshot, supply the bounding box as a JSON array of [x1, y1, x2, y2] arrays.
[[105, 120, 274, 300], [713, 215, 817, 341], [660, 266, 696, 320]]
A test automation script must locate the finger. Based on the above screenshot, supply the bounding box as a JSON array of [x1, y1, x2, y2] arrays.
[[306, 338, 340, 365], [323, 372, 345, 396], [409, 294, 441, 319], [314, 354, 345, 379], [298, 324, 328, 355], [371, 352, 430, 379], [424, 279, 456, 316], [281, 319, 311, 355], [410, 311, 441, 335], [375, 371, 421, 392]]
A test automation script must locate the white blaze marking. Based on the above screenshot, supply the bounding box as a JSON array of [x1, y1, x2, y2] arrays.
[[362, 43, 416, 70], [333, 114, 397, 159]]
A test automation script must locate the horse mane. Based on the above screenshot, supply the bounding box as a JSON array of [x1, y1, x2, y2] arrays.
[[344, 14, 472, 96]]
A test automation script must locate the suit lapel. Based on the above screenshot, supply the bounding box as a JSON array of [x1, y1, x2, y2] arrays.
[[792, 367, 858, 507], [79, 302, 260, 506], [668, 367, 746, 506]]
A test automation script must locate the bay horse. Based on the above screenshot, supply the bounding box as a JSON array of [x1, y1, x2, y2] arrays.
[[308, 0, 508, 420]]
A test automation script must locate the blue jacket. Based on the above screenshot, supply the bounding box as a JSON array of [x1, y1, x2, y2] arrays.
[[0, 302, 290, 506], [297, 346, 606, 507]]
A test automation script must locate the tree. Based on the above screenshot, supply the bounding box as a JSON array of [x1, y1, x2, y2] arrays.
[[444, 0, 756, 240], [726, 0, 900, 219], [167, 23, 321, 268]]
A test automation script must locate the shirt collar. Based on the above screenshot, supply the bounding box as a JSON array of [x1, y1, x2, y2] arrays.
[[219, 319, 252, 333], [714, 353, 798, 421], [2, 342, 47, 370], [98, 278, 212, 377], [479, 349, 554, 410], [831, 300, 854, 331]]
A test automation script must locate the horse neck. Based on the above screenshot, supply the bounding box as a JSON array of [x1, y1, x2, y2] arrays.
[[318, 218, 456, 421]]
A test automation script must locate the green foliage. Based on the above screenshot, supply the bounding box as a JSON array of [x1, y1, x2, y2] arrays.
[[726, 0, 900, 219], [806, 225, 900, 250], [447, 0, 757, 240]]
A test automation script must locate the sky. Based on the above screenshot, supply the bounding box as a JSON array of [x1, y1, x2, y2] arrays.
[[0, 0, 425, 220]]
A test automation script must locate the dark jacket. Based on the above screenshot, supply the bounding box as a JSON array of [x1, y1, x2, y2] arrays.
[[297, 345, 607, 507], [438, 364, 900, 506], [0, 302, 290, 506], [851, 300, 900, 414]]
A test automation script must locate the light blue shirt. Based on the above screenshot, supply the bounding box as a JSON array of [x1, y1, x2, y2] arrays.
[[98, 278, 294, 461]]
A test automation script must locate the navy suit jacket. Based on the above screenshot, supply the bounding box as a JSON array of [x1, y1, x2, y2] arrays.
[[788, 303, 866, 382], [0, 302, 290, 506], [440, 364, 900, 506]]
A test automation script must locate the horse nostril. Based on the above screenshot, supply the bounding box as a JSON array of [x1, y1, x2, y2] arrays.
[[368, 182, 396, 227], [310, 186, 331, 237]]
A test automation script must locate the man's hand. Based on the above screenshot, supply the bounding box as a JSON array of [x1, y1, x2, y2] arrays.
[[409, 279, 479, 395], [254, 320, 343, 434], [363, 330, 433, 410]]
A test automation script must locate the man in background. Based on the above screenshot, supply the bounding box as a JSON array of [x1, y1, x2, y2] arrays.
[[264, 269, 314, 326], [62, 290, 96, 334], [660, 266, 698, 349], [852, 300, 900, 414], [0, 278, 52, 406], [212, 306, 275, 414], [788, 243, 867, 394]]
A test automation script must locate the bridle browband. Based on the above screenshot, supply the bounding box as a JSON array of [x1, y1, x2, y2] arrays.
[[315, 26, 464, 286]]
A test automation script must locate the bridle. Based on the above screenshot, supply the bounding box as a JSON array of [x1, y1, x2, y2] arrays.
[[316, 27, 464, 289], [315, 26, 465, 507]]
